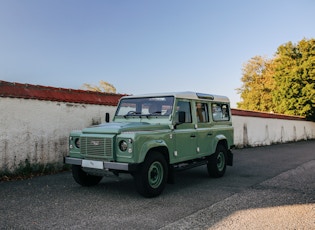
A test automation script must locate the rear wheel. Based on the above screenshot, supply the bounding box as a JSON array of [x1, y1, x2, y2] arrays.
[[134, 152, 168, 198], [72, 165, 103, 186], [207, 144, 227, 178]]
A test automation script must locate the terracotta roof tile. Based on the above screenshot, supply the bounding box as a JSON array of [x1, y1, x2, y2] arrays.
[[231, 108, 305, 121], [0, 80, 126, 106]]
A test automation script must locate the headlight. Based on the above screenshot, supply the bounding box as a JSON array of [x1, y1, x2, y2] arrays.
[[74, 138, 80, 148], [119, 140, 128, 151]]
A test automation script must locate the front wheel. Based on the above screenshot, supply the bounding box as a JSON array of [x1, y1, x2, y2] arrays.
[[72, 165, 103, 186], [134, 152, 168, 198], [207, 144, 227, 178]]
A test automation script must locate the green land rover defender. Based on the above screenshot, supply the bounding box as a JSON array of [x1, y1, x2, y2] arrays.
[[64, 92, 234, 197]]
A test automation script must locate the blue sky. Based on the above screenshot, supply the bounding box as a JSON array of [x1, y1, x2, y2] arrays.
[[1, 0, 314, 107]]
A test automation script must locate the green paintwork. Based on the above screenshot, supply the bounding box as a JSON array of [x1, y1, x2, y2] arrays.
[[68, 92, 234, 168]]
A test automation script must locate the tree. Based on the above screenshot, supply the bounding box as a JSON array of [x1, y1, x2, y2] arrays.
[[237, 38, 315, 121], [273, 39, 315, 120], [237, 56, 276, 112], [81, 80, 116, 93]]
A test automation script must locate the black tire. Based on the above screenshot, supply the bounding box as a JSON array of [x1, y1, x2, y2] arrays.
[[207, 144, 227, 178], [134, 152, 168, 198], [72, 165, 103, 186]]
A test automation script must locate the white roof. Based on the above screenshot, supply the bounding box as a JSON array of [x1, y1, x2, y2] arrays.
[[121, 91, 230, 103]]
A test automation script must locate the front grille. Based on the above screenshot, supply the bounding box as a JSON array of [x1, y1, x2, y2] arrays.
[[81, 137, 113, 157]]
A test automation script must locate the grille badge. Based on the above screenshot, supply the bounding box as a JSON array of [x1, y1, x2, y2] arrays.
[[91, 140, 100, 146]]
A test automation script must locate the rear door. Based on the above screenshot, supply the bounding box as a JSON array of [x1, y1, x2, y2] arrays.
[[195, 101, 213, 156]]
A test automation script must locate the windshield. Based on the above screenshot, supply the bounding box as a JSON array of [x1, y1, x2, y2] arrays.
[[115, 96, 174, 117]]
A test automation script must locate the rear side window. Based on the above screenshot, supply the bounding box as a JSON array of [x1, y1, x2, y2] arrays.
[[196, 102, 209, 123], [212, 103, 230, 121]]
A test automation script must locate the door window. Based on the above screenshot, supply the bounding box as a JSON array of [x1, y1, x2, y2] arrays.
[[175, 101, 192, 123]]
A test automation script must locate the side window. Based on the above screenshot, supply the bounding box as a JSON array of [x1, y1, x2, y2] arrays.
[[212, 103, 230, 121], [196, 102, 209, 123], [175, 101, 192, 123]]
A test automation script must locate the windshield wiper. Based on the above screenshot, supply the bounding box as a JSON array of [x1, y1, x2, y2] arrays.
[[146, 111, 162, 118], [124, 111, 142, 118]]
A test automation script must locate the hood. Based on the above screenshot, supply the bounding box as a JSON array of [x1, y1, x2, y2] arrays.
[[82, 122, 168, 134]]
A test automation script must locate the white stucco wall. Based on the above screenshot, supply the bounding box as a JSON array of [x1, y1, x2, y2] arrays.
[[1, 97, 315, 172], [0, 98, 116, 171], [233, 115, 315, 148]]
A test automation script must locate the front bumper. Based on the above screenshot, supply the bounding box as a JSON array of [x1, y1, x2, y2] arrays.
[[64, 157, 139, 172]]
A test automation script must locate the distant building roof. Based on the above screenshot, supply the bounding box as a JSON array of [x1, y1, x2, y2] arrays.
[[0, 80, 126, 106]]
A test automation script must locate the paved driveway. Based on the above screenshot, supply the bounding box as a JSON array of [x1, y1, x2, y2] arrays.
[[1, 141, 314, 229]]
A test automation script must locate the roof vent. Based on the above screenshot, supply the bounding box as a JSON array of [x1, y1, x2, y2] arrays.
[[196, 93, 214, 100]]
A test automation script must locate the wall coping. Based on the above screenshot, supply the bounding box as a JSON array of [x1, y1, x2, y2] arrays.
[[0, 80, 306, 121], [0, 80, 126, 106], [231, 108, 305, 121]]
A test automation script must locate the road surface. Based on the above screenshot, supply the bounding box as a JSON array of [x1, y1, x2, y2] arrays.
[[1, 141, 314, 229]]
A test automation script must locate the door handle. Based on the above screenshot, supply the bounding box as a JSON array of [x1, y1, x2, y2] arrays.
[[190, 134, 196, 138], [207, 133, 213, 136]]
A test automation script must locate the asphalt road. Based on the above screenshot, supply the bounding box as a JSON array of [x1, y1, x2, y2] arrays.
[[1, 141, 315, 229]]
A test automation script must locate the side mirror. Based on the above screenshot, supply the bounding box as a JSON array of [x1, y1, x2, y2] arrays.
[[105, 113, 110, 123], [174, 111, 185, 129]]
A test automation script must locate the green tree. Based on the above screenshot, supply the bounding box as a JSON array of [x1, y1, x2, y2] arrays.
[[273, 39, 315, 120], [237, 56, 276, 112], [81, 80, 117, 93], [237, 38, 315, 121]]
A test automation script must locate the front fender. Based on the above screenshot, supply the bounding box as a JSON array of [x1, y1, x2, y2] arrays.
[[138, 140, 168, 163]]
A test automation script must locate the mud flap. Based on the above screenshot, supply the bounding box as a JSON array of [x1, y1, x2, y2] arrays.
[[167, 165, 175, 184], [227, 150, 233, 166]]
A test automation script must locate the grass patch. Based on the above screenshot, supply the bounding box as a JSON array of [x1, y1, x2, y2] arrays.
[[0, 159, 71, 181]]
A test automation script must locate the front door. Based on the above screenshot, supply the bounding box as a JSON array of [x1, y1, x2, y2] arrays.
[[172, 100, 197, 162]]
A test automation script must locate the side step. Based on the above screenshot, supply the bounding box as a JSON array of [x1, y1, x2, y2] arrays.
[[171, 158, 208, 172]]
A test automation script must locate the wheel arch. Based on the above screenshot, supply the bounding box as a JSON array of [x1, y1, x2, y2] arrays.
[[147, 146, 170, 163], [139, 140, 170, 163], [217, 139, 228, 150], [213, 134, 228, 152]]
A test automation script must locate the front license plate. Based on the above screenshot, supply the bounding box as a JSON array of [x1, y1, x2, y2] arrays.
[[82, 160, 104, 169]]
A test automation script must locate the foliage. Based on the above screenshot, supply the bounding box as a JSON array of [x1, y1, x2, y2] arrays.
[[273, 39, 315, 120], [237, 38, 315, 121], [237, 56, 276, 112], [81, 80, 116, 93]]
